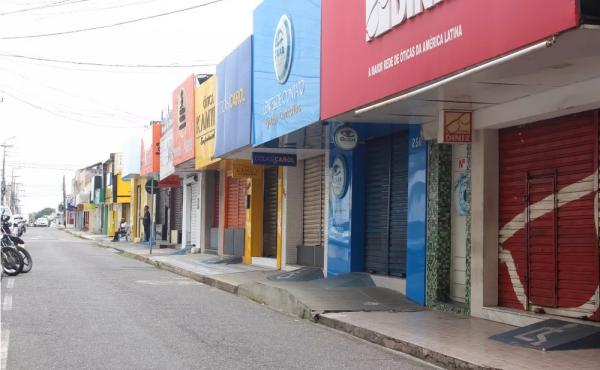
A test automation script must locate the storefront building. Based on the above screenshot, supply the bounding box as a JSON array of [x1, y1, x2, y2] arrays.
[[140, 122, 162, 242], [158, 108, 181, 244], [168, 75, 200, 246], [214, 37, 262, 262], [191, 75, 219, 251], [322, 0, 600, 321], [252, 0, 326, 270], [122, 136, 141, 239]]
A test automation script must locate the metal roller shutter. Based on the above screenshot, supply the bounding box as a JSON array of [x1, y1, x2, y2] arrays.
[[226, 177, 246, 229], [499, 111, 598, 319], [303, 155, 325, 247], [263, 168, 278, 258], [190, 182, 200, 247], [365, 133, 408, 277], [389, 134, 408, 277], [172, 186, 183, 232]]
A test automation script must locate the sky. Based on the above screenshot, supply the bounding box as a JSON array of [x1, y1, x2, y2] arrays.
[[0, 0, 262, 216]]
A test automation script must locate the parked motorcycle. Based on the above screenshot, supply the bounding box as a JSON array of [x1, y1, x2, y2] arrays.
[[1, 215, 31, 274]]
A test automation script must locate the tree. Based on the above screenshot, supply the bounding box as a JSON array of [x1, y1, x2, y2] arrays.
[[31, 207, 55, 220]]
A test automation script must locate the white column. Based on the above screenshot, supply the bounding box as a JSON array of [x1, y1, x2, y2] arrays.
[[470, 129, 499, 318]]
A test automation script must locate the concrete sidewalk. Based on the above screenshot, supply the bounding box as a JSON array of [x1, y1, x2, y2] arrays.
[[65, 229, 600, 370]]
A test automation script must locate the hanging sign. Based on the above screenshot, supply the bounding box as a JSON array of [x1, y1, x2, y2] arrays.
[[439, 111, 472, 143], [252, 152, 297, 167], [334, 126, 359, 150]]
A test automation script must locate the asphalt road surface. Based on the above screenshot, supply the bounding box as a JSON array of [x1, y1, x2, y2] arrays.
[[1, 227, 436, 370]]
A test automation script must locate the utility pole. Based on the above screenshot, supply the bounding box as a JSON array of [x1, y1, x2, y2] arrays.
[[63, 175, 67, 226], [1, 143, 13, 206]]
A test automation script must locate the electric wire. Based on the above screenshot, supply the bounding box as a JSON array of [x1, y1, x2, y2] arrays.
[[0, 87, 147, 129], [0, 52, 216, 68], [0, 0, 93, 16], [0, 0, 225, 39]]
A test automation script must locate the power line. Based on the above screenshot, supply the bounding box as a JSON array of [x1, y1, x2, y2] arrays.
[[0, 0, 92, 16], [0, 73, 153, 125], [0, 0, 225, 39], [0, 52, 216, 68], [0, 87, 146, 129], [35, 0, 162, 17]]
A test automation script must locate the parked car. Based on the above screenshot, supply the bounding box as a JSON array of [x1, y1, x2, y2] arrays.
[[34, 217, 49, 227]]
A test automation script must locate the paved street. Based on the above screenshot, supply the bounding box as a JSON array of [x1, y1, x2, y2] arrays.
[[1, 228, 435, 370]]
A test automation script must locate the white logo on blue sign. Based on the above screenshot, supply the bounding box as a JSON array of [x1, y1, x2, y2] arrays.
[[273, 14, 293, 85]]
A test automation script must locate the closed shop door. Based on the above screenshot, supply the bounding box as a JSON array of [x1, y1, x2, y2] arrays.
[[263, 167, 279, 258], [365, 133, 408, 277], [171, 186, 183, 243], [499, 111, 598, 319], [303, 155, 325, 247], [527, 176, 558, 308], [226, 176, 246, 229]]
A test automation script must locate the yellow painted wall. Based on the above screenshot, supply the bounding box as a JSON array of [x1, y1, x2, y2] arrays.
[[130, 178, 139, 240], [107, 208, 117, 237], [116, 174, 132, 203]]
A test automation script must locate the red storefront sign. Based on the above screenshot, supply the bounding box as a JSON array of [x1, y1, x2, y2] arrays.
[[158, 175, 180, 188], [321, 0, 579, 119], [140, 122, 161, 177], [172, 74, 196, 166]]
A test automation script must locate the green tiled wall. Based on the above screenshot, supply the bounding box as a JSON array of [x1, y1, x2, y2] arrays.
[[426, 142, 471, 315]]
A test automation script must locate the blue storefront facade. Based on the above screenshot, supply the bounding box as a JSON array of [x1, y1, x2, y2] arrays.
[[252, 0, 327, 270], [326, 122, 428, 305]]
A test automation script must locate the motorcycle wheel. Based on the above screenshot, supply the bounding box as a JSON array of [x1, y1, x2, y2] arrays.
[[17, 246, 32, 273], [1, 248, 23, 276]]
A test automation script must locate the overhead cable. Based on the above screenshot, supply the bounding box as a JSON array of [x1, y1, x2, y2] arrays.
[[0, 52, 216, 68], [0, 0, 92, 16], [0, 0, 224, 39]]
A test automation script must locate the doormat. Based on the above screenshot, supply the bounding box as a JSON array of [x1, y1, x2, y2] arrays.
[[490, 319, 600, 351]]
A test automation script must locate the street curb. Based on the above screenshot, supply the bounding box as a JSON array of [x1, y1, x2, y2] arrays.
[[237, 281, 312, 320], [62, 229, 493, 370], [315, 315, 499, 370]]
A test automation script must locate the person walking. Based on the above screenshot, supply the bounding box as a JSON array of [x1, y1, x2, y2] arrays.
[[143, 205, 151, 243]]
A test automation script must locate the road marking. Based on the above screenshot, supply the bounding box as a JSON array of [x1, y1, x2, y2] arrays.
[[2, 296, 12, 311], [6, 279, 15, 289], [1, 328, 9, 370]]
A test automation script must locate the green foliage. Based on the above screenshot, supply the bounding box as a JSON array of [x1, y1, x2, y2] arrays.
[[31, 207, 55, 221]]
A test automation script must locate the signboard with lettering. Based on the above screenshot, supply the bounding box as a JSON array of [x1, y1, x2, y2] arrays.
[[172, 74, 196, 166], [439, 111, 472, 143], [252, 0, 321, 146], [159, 110, 175, 180], [140, 122, 161, 177], [215, 37, 253, 157], [321, 0, 579, 119], [232, 160, 261, 179], [252, 152, 297, 167], [195, 76, 218, 169]]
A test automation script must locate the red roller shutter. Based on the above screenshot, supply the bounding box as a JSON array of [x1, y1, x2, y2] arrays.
[[499, 111, 599, 319], [226, 176, 246, 229]]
